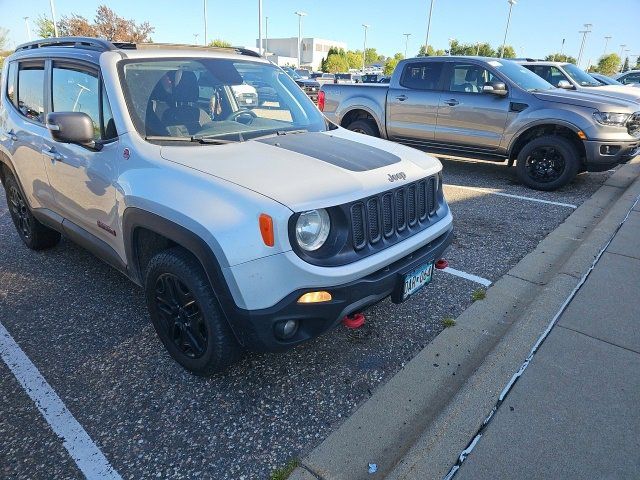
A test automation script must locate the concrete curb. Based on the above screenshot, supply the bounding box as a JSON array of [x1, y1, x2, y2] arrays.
[[289, 159, 640, 480]]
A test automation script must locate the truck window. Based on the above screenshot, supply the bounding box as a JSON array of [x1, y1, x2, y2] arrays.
[[448, 64, 498, 93], [52, 64, 101, 139], [17, 62, 45, 123], [400, 62, 443, 90], [5, 62, 17, 108], [524, 65, 566, 87]]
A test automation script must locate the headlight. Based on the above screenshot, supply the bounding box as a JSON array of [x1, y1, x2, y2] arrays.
[[295, 209, 330, 251], [593, 111, 630, 126]]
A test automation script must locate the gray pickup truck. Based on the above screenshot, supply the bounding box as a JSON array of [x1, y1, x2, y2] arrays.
[[320, 56, 640, 190]]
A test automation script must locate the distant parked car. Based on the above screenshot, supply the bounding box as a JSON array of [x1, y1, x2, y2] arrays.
[[282, 67, 321, 103], [589, 73, 625, 86], [295, 69, 310, 79], [378, 76, 391, 83], [231, 83, 259, 107], [614, 70, 640, 86], [361, 74, 381, 83], [334, 73, 355, 83], [518, 60, 640, 103]]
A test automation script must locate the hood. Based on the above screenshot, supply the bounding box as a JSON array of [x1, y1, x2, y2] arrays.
[[532, 89, 638, 113], [580, 85, 640, 104], [159, 129, 441, 211]]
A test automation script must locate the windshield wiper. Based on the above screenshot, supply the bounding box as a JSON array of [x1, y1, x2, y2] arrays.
[[251, 129, 309, 140], [145, 135, 239, 145]]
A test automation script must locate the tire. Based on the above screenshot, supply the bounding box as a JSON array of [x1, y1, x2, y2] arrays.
[[516, 135, 580, 191], [4, 172, 61, 250], [346, 119, 379, 137], [144, 247, 242, 376]]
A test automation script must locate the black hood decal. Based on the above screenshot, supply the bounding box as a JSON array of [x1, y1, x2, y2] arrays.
[[257, 132, 401, 172]]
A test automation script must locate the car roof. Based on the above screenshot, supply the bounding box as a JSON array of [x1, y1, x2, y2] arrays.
[[515, 60, 567, 66], [8, 36, 266, 65]]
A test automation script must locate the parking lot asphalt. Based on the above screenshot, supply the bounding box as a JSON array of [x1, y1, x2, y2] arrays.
[[0, 158, 612, 479]]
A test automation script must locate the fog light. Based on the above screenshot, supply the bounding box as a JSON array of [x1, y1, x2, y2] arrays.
[[275, 319, 299, 339], [297, 291, 332, 303]]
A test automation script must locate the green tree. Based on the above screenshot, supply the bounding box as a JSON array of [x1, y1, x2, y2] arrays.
[[324, 53, 349, 73], [500, 45, 516, 59], [418, 44, 445, 56], [209, 39, 232, 48], [365, 48, 379, 65], [476, 43, 496, 57], [346, 50, 363, 69], [0, 27, 9, 49], [596, 53, 621, 76], [35, 15, 55, 38], [622, 56, 630, 72], [544, 53, 577, 64], [384, 53, 404, 75]]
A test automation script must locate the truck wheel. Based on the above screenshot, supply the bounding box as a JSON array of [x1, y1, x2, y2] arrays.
[[144, 247, 242, 376], [516, 136, 580, 191], [347, 119, 379, 137], [4, 172, 61, 250]]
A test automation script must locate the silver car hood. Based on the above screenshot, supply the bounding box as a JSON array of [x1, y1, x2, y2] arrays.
[[580, 85, 640, 104], [532, 89, 638, 112], [160, 128, 442, 211]]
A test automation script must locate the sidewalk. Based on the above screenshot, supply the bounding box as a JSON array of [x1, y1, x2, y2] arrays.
[[453, 202, 640, 479]]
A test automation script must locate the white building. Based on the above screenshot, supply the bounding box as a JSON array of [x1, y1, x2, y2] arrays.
[[256, 37, 347, 70]]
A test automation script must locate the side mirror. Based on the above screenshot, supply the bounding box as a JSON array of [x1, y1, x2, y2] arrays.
[[46, 112, 95, 145], [557, 79, 573, 89], [482, 82, 508, 96]]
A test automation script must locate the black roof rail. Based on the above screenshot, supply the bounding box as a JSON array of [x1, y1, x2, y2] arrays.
[[14, 37, 263, 58], [14, 36, 128, 52]]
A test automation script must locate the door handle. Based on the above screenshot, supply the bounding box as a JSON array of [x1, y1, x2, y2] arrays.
[[6, 129, 17, 141], [396, 94, 408, 101], [42, 146, 63, 162], [444, 99, 460, 106]]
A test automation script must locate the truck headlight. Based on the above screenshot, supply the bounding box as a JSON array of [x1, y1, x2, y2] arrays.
[[593, 111, 630, 126], [295, 209, 330, 251]]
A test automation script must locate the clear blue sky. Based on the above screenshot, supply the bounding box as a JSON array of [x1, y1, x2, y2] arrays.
[[1, 0, 638, 67]]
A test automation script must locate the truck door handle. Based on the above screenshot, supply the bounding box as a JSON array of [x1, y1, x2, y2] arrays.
[[6, 129, 17, 141], [396, 94, 408, 101], [42, 146, 63, 162], [444, 99, 459, 106]]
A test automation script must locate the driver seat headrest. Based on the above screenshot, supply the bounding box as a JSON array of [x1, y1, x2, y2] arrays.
[[173, 70, 199, 103]]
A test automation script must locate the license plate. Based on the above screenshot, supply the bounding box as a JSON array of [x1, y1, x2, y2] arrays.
[[402, 261, 434, 300]]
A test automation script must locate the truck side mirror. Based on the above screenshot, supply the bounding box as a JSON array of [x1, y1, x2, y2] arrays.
[[557, 80, 573, 89], [482, 82, 508, 96]]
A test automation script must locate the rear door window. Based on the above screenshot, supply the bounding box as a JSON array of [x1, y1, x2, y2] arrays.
[[400, 62, 444, 90], [17, 62, 45, 123]]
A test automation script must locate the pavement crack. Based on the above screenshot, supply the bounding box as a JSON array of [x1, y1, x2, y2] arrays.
[[556, 325, 640, 355], [300, 463, 324, 479]]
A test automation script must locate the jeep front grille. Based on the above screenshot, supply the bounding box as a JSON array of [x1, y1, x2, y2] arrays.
[[350, 176, 439, 251], [628, 112, 640, 138]]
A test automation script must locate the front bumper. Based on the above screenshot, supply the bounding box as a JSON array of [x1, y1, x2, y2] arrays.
[[583, 139, 640, 171], [226, 226, 453, 352]]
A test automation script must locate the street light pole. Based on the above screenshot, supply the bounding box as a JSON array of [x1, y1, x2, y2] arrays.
[[425, 0, 435, 55], [295, 11, 307, 68], [500, 0, 516, 58], [203, 0, 208, 45], [603, 36, 612, 56], [265, 16, 269, 54], [403, 33, 411, 58], [576, 23, 592, 68], [23, 17, 31, 41], [362, 24, 370, 71], [258, 0, 263, 55], [193, 33, 199, 45], [49, 0, 59, 37]]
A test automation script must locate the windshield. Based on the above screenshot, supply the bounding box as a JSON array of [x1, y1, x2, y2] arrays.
[[562, 63, 601, 87], [119, 58, 327, 141], [490, 60, 556, 92], [593, 74, 622, 85]]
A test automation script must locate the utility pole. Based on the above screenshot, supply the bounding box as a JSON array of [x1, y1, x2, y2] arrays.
[[193, 33, 199, 45], [203, 0, 208, 45], [23, 17, 31, 41], [476, 42, 480, 56], [603, 35, 612, 56], [265, 16, 269, 54], [576, 23, 592, 68], [425, 0, 435, 55], [500, 0, 516, 58], [362, 24, 370, 71], [295, 11, 307, 68], [49, 0, 59, 37], [258, 0, 263, 55], [403, 33, 411, 58]]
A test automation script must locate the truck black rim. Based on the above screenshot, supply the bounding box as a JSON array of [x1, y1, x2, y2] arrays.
[[8, 184, 32, 240], [525, 146, 565, 183], [155, 273, 208, 359]]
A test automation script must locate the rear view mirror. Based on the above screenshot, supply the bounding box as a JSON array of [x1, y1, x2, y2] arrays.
[[46, 112, 95, 145], [482, 82, 508, 96], [557, 80, 573, 89]]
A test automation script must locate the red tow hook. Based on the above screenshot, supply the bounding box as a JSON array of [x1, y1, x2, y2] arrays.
[[342, 312, 366, 329], [435, 259, 449, 270]]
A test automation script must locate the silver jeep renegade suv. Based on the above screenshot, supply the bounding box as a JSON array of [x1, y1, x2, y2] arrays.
[[0, 38, 453, 375]]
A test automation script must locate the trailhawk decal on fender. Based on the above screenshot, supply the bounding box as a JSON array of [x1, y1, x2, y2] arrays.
[[388, 172, 407, 182], [257, 132, 401, 172]]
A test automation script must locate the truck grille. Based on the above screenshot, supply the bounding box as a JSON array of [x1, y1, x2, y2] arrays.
[[350, 176, 439, 250], [628, 112, 640, 138], [302, 85, 319, 103]]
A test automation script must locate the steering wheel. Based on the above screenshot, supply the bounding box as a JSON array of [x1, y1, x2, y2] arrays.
[[227, 109, 258, 125]]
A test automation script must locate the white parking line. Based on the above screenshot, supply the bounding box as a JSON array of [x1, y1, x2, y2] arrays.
[[441, 267, 492, 287], [445, 184, 578, 209], [0, 321, 122, 479]]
